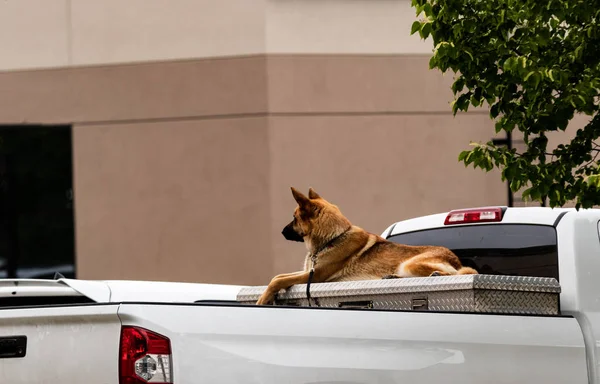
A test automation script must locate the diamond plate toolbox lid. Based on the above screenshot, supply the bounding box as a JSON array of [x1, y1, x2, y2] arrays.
[[236, 274, 561, 303]]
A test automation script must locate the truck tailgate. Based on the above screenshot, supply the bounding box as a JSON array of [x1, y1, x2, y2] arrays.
[[118, 303, 588, 383], [0, 304, 121, 384]]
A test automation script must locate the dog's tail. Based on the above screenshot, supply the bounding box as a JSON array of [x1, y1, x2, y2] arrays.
[[457, 266, 478, 275]]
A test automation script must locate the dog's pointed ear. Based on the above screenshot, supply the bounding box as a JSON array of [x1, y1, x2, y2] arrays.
[[308, 187, 322, 200], [291, 187, 311, 208]]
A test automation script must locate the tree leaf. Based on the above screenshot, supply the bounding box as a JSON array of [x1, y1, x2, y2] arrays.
[[458, 150, 470, 162], [532, 72, 542, 89], [495, 121, 504, 133], [451, 78, 465, 94], [411, 21, 422, 35], [428, 55, 437, 69], [524, 71, 535, 81], [586, 174, 600, 188], [423, 3, 433, 17], [503, 57, 516, 72], [490, 103, 500, 118], [420, 22, 433, 39], [464, 50, 474, 62], [574, 45, 584, 61]]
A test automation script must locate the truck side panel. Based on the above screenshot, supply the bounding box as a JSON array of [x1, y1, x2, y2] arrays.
[[119, 304, 589, 384], [0, 305, 121, 384]]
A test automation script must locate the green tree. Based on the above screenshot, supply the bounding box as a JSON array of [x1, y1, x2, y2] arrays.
[[410, 0, 600, 208]]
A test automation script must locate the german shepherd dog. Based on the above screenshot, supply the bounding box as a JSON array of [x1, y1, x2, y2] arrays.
[[256, 187, 477, 305]]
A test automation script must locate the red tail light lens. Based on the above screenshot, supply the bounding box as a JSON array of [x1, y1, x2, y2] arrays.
[[444, 207, 504, 225], [120, 326, 173, 384]]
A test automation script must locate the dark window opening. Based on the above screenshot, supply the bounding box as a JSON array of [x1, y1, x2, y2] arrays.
[[0, 125, 75, 279], [387, 224, 559, 281]]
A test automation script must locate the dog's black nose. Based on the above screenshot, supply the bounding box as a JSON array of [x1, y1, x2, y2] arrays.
[[282, 223, 304, 242]]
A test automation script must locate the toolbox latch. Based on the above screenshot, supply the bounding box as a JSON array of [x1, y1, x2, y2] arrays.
[[411, 297, 429, 311]]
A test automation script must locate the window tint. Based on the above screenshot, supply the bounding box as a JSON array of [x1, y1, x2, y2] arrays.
[[387, 224, 559, 280]]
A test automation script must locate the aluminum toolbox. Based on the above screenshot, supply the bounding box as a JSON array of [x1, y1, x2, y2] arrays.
[[236, 274, 561, 315]]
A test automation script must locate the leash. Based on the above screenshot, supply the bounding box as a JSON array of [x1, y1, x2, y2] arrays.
[[306, 254, 318, 307], [306, 268, 315, 306], [305, 230, 349, 308]]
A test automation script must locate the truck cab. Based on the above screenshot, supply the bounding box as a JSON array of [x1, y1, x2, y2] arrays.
[[382, 206, 600, 383]]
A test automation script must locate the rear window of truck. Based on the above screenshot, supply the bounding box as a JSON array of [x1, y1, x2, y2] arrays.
[[386, 224, 559, 280]]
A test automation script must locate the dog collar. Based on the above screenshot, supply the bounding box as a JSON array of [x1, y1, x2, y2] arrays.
[[310, 230, 349, 265]]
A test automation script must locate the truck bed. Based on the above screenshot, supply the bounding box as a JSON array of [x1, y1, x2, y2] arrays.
[[0, 277, 589, 383]]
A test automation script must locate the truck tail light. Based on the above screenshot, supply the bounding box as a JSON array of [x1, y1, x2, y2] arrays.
[[119, 326, 173, 384], [444, 207, 504, 225]]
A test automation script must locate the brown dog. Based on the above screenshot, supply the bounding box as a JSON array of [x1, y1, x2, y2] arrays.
[[256, 187, 477, 305]]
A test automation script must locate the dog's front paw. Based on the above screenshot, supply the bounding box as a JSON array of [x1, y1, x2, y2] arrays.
[[256, 290, 275, 305], [382, 274, 401, 279]]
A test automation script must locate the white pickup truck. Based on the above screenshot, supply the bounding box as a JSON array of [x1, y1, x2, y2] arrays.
[[1, 206, 599, 383]]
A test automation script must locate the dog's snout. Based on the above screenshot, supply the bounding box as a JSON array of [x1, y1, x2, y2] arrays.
[[282, 222, 304, 242]]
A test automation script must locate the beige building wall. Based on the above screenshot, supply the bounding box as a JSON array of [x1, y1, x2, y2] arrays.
[[0, 1, 511, 285], [0, 0, 430, 71], [73, 117, 273, 284]]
